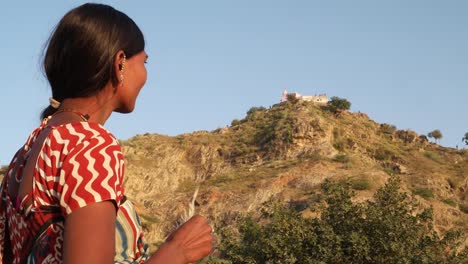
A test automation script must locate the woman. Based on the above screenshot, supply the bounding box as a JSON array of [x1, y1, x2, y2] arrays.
[[0, 3, 213, 263]]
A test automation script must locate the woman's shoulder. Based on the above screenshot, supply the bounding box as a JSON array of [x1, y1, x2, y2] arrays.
[[53, 121, 118, 142], [47, 121, 121, 154]]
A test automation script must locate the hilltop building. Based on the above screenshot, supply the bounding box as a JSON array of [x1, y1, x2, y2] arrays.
[[281, 89, 328, 104]]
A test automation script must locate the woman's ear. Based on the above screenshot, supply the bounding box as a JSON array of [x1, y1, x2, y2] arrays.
[[113, 50, 126, 87]]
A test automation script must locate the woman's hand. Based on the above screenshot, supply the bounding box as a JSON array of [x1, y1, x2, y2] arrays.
[[149, 215, 213, 264]]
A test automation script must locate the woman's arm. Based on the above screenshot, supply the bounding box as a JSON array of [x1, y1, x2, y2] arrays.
[[63, 202, 213, 264], [63, 201, 117, 263]]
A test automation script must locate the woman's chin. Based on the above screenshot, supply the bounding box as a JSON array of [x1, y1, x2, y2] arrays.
[[114, 106, 134, 114]]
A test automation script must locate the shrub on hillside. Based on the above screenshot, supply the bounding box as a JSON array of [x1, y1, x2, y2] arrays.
[[380, 123, 397, 135], [428, 129, 443, 143], [442, 198, 457, 207], [350, 178, 370, 190], [245, 107, 267, 122], [327, 96, 351, 113], [395, 129, 418, 144], [215, 177, 465, 263], [231, 119, 242, 126], [424, 151, 442, 162], [459, 203, 468, 214], [413, 187, 434, 199], [463, 132, 468, 145], [333, 141, 345, 151], [332, 154, 350, 163], [199, 257, 232, 264], [253, 108, 294, 150], [373, 147, 397, 161], [246, 106, 267, 117]]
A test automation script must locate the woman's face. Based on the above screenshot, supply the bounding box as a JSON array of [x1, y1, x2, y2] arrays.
[[115, 50, 148, 113]]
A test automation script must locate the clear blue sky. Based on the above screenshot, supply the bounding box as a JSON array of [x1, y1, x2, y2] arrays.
[[1, 0, 467, 165]]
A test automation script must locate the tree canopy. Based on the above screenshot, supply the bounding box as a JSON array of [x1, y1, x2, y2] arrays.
[[211, 177, 466, 264], [327, 96, 351, 113], [463, 132, 468, 145], [428, 129, 443, 143]]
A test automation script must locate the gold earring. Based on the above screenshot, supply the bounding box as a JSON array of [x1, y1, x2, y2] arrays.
[[119, 54, 126, 86]]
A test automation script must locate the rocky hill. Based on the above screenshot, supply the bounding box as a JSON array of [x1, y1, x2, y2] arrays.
[[119, 101, 467, 249]]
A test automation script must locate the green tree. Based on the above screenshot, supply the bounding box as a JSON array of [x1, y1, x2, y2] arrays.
[[462, 132, 468, 145], [380, 123, 397, 135], [246, 106, 266, 116], [428, 129, 443, 144], [216, 177, 466, 263], [327, 96, 351, 114], [231, 119, 242, 127]]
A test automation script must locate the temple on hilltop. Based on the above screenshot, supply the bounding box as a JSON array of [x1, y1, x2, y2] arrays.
[[280, 89, 328, 104]]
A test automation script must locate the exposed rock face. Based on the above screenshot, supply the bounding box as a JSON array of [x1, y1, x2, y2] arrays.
[[185, 145, 226, 181], [118, 102, 467, 248], [289, 114, 337, 159]]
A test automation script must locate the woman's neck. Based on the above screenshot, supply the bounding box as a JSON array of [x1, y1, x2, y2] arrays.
[[57, 90, 116, 125]]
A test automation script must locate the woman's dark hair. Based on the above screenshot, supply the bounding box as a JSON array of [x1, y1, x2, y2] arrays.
[[41, 3, 145, 119]]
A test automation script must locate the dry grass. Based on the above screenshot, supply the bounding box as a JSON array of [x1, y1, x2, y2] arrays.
[[116, 101, 468, 249]]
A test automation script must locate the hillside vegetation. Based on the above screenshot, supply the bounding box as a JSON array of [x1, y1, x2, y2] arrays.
[[214, 177, 466, 263], [119, 100, 467, 257], [1, 100, 465, 261]]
